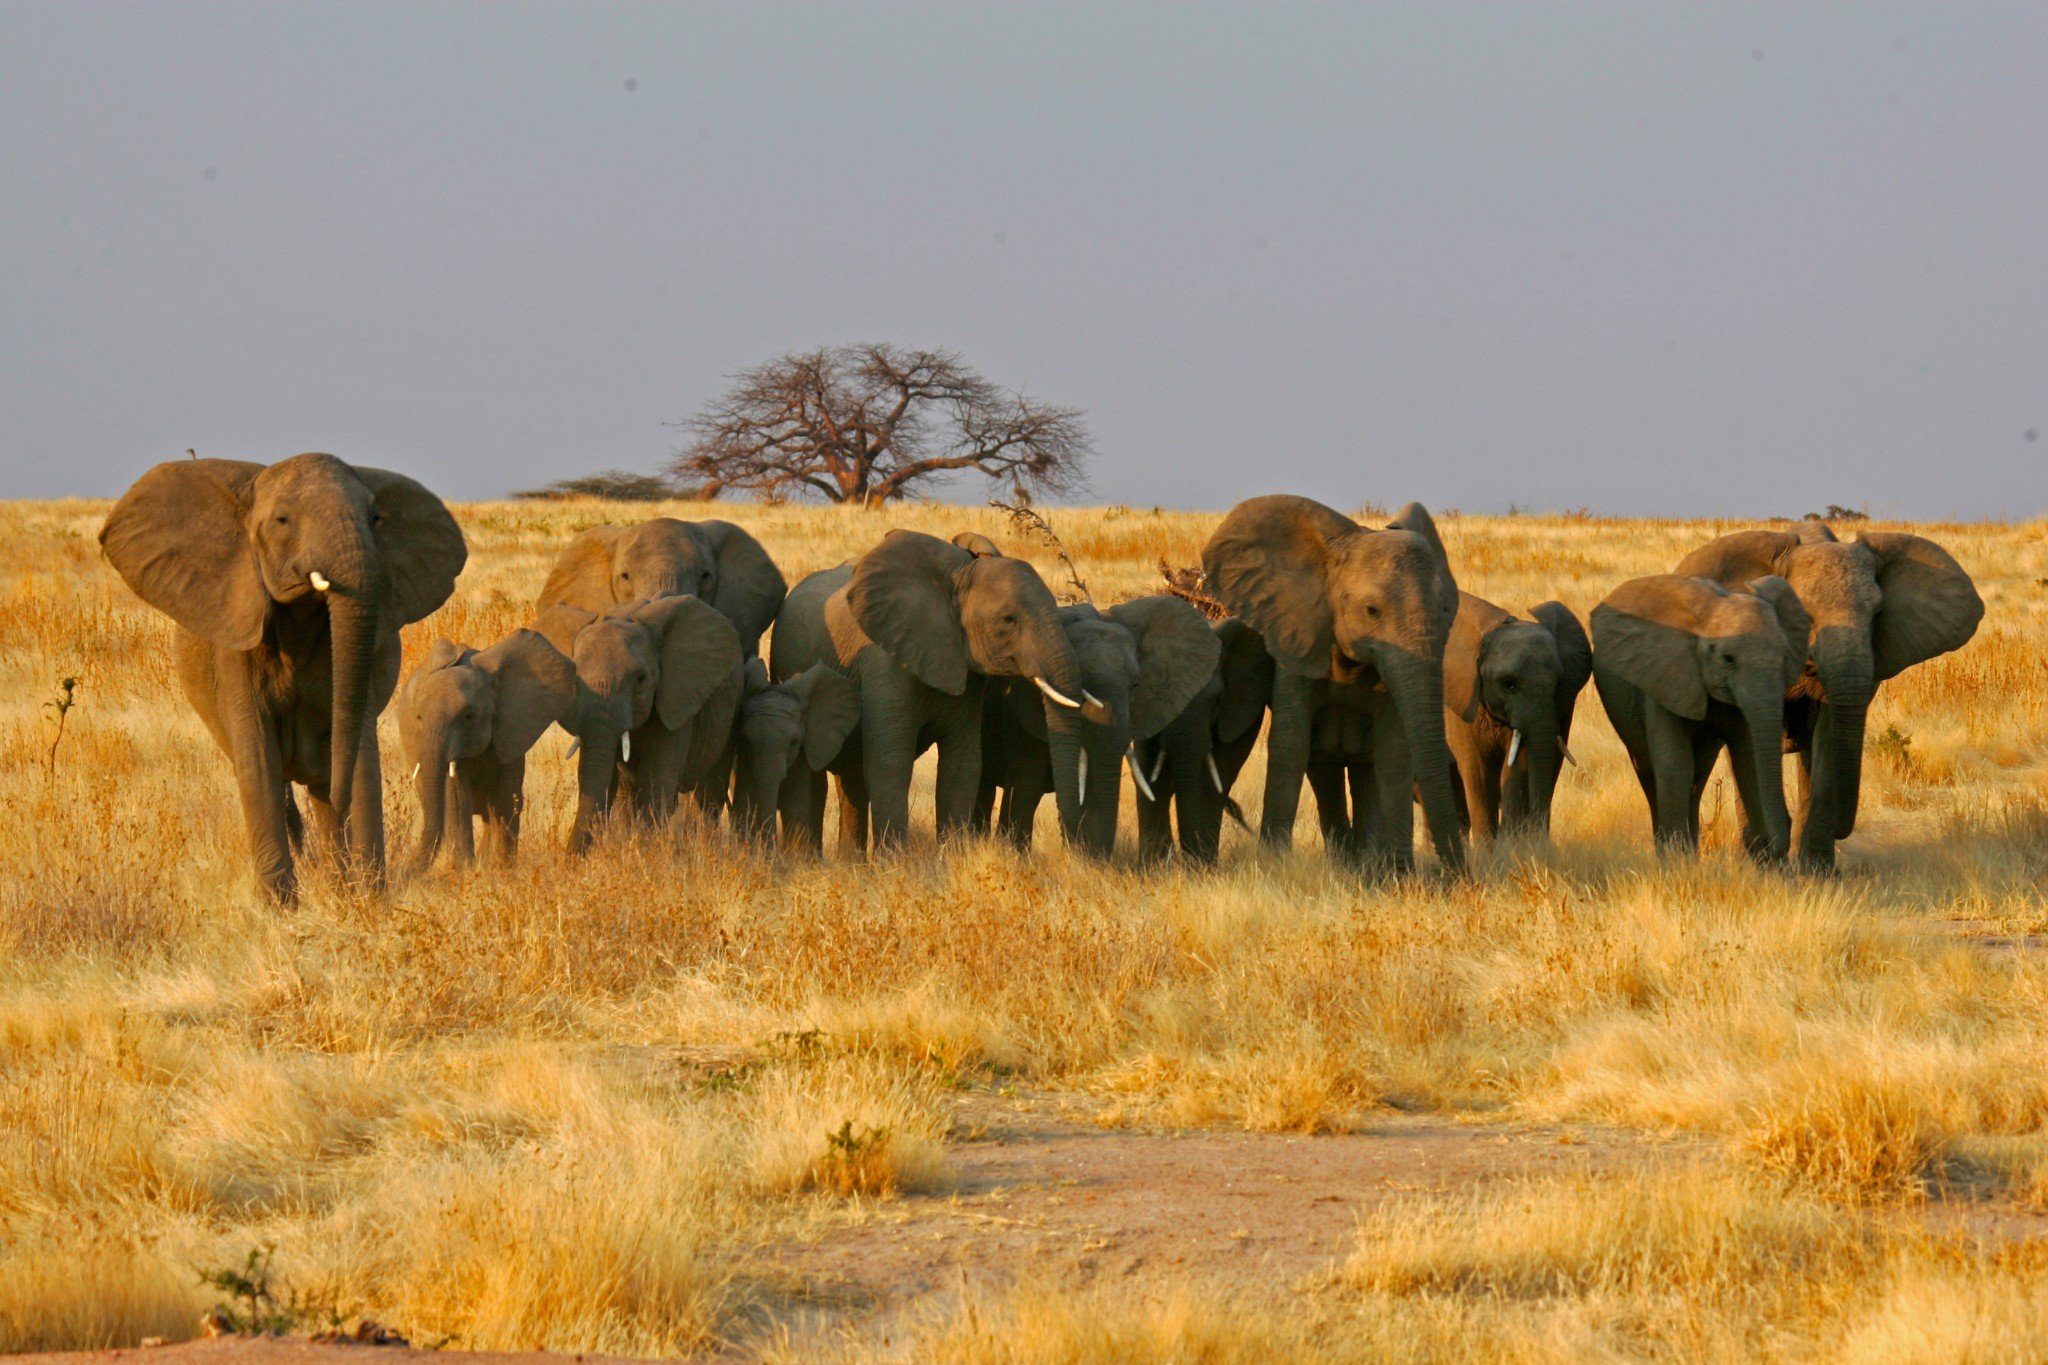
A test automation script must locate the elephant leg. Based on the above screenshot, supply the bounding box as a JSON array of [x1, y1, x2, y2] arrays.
[[1348, 761, 1381, 866], [1799, 710, 1840, 872], [933, 703, 985, 840], [1306, 756, 1351, 858], [303, 788, 343, 868], [631, 724, 688, 829], [478, 755, 522, 865], [1448, 725, 1492, 843], [1260, 674, 1313, 848], [835, 768, 872, 856], [997, 781, 1044, 850], [1724, 727, 1778, 866], [1687, 735, 1723, 852], [1370, 707, 1418, 875], [858, 689, 917, 849], [227, 694, 296, 902], [1645, 705, 1699, 855], [283, 787, 308, 857]]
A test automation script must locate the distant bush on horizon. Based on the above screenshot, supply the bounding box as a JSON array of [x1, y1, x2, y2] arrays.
[[513, 469, 721, 502]]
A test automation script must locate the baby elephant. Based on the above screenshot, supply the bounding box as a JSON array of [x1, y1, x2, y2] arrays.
[[396, 630, 580, 872], [1592, 574, 1810, 860], [1442, 594, 1592, 842], [537, 595, 744, 853], [729, 660, 863, 845]]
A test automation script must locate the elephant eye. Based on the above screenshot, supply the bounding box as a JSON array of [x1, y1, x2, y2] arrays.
[[274, 514, 290, 526], [1365, 604, 1381, 618]]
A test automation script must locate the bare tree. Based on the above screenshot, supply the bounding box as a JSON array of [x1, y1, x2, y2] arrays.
[[669, 344, 1090, 506]]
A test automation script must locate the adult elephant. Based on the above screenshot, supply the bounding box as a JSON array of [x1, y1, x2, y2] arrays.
[[396, 630, 579, 872], [1673, 522, 1982, 870], [1201, 497, 1466, 875], [975, 595, 1219, 856], [99, 453, 466, 902], [1132, 617, 1274, 864], [770, 531, 1109, 850], [1591, 574, 1810, 860], [536, 595, 743, 853], [536, 516, 786, 657], [1442, 594, 1592, 842]]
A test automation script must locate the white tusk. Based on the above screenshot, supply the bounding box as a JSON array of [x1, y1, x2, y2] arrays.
[[1083, 690, 1105, 709], [1206, 753, 1224, 793], [1127, 746, 1156, 802], [1077, 748, 1088, 806], [409, 762, 420, 781], [447, 761, 457, 779], [1560, 741, 1578, 768], [1149, 749, 1166, 785], [621, 732, 631, 763], [566, 737, 581, 757], [308, 571, 331, 593], [1034, 677, 1082, 709], [1506, 731, 1522, 769]]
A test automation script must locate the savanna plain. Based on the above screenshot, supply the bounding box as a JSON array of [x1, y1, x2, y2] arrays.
[[3, 496, 2047, 1363]]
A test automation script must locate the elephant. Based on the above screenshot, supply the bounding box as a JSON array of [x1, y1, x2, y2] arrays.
[[973, 595, 1220, 856], [1131, 616, 1274, 864], [769, 530, 1110, 850], [1442, 594, 1592, 842], [535, 516, 787, 656], [1201, 496, 1467, 874], [1673, 522, 1982, 870], [728, 659, 863, 845], [395, 629, 579, 872], [535, 594, 743, 853], [1591, 574, 1811, 859], [99, 453, 466, 901]]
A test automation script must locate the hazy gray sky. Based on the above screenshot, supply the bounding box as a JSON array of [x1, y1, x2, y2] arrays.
[[4, 3, 2043, 517]]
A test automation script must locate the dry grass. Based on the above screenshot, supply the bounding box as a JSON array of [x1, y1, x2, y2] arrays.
[[2, 496, 2045, 1355]]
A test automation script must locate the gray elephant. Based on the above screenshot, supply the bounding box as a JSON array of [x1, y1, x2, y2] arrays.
[[536, 516, 787, 656], [729, 659, 863, 845], [535, 595, 743, 852], [770, 531, 1109, 850], [1132, 617, 1275, 864], [99, 453, 466, 901], [1442, 594, 1592, 842], [1591, 574, 1810, 859], [1673, 522, 1982, 870], [974, 595, 1220, 856], [395, 630, 579, 871], [1201, 497, 1466, 874]]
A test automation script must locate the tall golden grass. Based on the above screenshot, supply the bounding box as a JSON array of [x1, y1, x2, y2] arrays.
[[1, 496, 2044, 1357]]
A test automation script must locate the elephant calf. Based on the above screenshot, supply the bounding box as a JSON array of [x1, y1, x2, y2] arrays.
[[536, 594, 744, 853], [1442, 594, 1592, 842], [729, 660, 863, 846], [1591, 574, 1810, 860], [975, 595, 1219, 856], [396, 629, 579, 871], [1132, 617, 1274, 864]]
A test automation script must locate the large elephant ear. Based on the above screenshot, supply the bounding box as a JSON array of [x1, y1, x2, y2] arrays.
[[846, 530, 975, 694], [633, 595, 744, 729], [1743, 576, 1814, 689], [1673, 529, 1795, 587], [1386, 503, 1461, 633], [98, 459, 270, 649], [1529, 601, 1593, 705], [742, 655, 772, 698], [352, 466, 468, 626], [1200, 495, 1355, 678], [534, 603, 597, 659], [1107, 594, 1224, 739], [475, 628, 580, 761], [1212, 619, 1274, 743], [1861, 532, 1984, 681], [1591, 577, 1709, 721], [786, 663, 862, 770], [693, 520, 787, 657], [536, 524, 625, 614], [1443, 592, 1500, 723]]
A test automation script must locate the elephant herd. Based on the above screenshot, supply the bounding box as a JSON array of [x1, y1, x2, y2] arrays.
[[97, 454, 1985, 903]]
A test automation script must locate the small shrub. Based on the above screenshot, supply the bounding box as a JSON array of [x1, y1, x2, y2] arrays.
[[1869, 724, 1916, 778]]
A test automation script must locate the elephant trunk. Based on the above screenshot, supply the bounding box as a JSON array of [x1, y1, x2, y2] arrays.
[[1027, 626, 1112, 727], [325, 576, 380, 829], [1813, 637, 1874, 840], [570, 709, 624, 854], [1738, 675, 1793, 859], [410, 726, 452, 874], [1045, 715, 1086, 845], [733, 745, 786, 841], [1383, 653, 1467, 874], [1517, 702, 1563, 838]]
